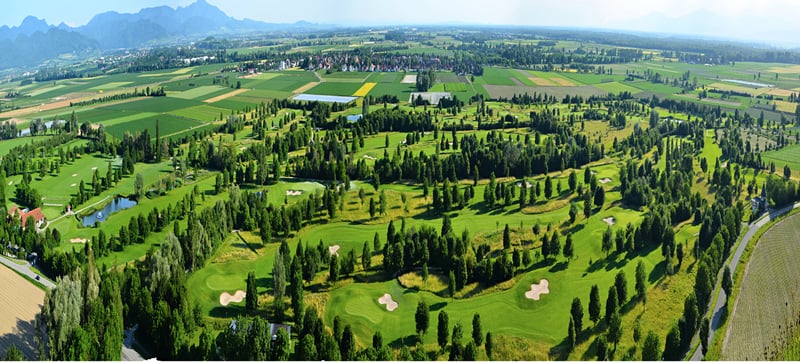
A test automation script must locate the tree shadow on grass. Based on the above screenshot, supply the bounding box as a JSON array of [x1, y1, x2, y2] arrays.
[[256, 276, 272, 290], [648, 260, 666, 284], [580, 335, 601, 360], [0, 317, 40, 360], [387, 334, 417, 349], [549, 261, 568, 273], [429, 302, 447, 311], [548, 335, 572, 361], [209, 305, 245, 319]]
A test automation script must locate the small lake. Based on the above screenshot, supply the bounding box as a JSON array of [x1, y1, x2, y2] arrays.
[[721, 79, 773, 88], [81, 197, 137, 227]]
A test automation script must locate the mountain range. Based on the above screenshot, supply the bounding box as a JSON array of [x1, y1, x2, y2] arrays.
[[0, 0, 324, 70]]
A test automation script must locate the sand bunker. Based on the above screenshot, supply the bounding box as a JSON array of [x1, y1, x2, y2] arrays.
[[603, 216, 616, 226], [524, 279, 550, 300], [286, 190, 303, 196], [378, 293, 399, 311], [7, 181, 12, 185], [516, 181, 533, 188], [599, 178, 612, 184], [69, 238, 88, 243], [72, 174, 78, 177], [401, 75, 417, 84], [329, 244, 340, 256], [91, 167, 97, 170], [219, 290, 246, 306], [70, 183, 76, 187], [363, 155, 377, 160]]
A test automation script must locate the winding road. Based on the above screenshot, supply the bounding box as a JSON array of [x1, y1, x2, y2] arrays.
[[0, 254, 55, 289], [688, 201, 800, 360]]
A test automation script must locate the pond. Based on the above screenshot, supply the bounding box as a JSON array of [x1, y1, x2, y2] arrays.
[[81, 197, 137, 227]]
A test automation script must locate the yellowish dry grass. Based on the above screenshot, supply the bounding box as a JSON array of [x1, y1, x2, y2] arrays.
[[0, 265, 45, 359]]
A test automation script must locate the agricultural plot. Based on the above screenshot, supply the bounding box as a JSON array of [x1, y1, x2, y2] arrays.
[[320, 72, 370, 82], [367, 82, 416, 99], [434, 72, 462, 83], [88, 82, 133, 91], [376, 72, 401, 83], [169, 105, 229, 122], [97, 112, 158, 128], [253, 73, 319, 93], [99, 96, 202, 113], [353, 82, 376, 97], [104, 114, 203, 139], [480, 67, 536, 86], [482, 85, 607, 100], [593, 81, 643, 95], [307, 82, 363, 96], [0, 265, 45, 360], [722, 214, 800, 360], [26, 84, 67, 97], [170, 85, 228, 100], [525, 70, 583, 87], [762, 144, 800, 178]]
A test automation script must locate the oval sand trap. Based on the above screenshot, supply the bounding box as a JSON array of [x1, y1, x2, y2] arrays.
[[525, 279, 550, 300], [220, 290, 246, 306], [329, 244, 340, 256], [378, 293, 398, 311]]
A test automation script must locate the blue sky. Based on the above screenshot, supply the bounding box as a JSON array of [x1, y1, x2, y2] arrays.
[[3, 0, 799, 47]]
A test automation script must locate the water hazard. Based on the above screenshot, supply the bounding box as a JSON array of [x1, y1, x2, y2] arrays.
[[81, 197, 137, 227]]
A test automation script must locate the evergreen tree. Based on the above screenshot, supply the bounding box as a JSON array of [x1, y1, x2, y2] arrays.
[[246, 271, 258, 315], [503, 224, 511, 249], [438, 310, 449, 351], [641, 331, 661, 361], [606, 285, 618, 323], [589, 284, 601, 325], [415, 300, 430, 336], [570, 297, 584, 335], [472, 313, 483, 345]]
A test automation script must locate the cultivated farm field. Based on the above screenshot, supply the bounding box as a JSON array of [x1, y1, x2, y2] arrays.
[[0, 265, 45, 360], [722, 214, 800, 360]]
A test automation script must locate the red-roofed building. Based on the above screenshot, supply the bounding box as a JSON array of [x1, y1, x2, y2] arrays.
[[8, 205, 46, 229]]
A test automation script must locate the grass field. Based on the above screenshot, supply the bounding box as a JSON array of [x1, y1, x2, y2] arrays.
[[479, 68, 536, 86], [88, 82, 133, 91], [99, 96, 202, 113], [593, 81, 643, 95], [367, 82, 416, 99], [0, 264, 45, 360], [105, 114, 204, 139], [722, 214, 800, 360], [307, 82, 363, 96], [169, 105, 229, 122], [762, 144, 800, 179], [171, 85, 229, 100]]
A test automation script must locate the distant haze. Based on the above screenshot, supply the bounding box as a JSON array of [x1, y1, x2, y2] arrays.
[[2, 0, 798, 48]]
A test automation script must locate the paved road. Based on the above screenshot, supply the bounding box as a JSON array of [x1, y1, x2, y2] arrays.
[[689, 201, 800, 360], [122, 325, 145, 361], [0, 254, 56, 289], [1, 254, 147, 360]]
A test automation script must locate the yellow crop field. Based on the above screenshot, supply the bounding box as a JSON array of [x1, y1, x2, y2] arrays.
[[353, 82, 376, 97]]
